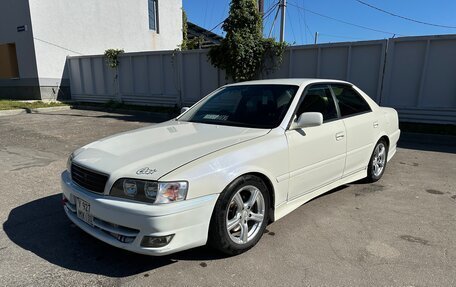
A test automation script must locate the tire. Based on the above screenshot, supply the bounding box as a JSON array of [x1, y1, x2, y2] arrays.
[[208, 175, 270, 255], [366, 139, 388, 182]]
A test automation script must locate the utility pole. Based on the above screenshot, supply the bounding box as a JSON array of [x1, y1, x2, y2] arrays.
[[314, 32, 319, 44], [258, 0, 264, 15], [279, 0, 286, 43], [258, 0, 264, 33]]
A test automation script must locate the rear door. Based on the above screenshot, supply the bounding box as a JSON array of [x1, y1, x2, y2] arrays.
[[286, 84, 346, 200], [330, 84, 376, 177]]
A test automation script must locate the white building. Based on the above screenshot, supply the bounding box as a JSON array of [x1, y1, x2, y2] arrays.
[[0, 0, 183, 100]]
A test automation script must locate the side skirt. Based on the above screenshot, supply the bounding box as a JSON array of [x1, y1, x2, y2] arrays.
[[273, 169, 367, 221]]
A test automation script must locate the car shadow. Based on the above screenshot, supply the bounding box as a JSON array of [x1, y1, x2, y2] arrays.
[[3, 194, 227, 278], [306, 184, 350, 204]]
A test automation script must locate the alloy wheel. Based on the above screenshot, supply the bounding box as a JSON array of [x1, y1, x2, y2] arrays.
[[226, 185, 266, 244]]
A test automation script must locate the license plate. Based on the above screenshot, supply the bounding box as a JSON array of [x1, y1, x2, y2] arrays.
[[76, 197, 93, 226]]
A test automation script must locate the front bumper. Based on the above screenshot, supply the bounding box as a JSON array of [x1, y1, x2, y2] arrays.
[[61, 171, 218, 256]]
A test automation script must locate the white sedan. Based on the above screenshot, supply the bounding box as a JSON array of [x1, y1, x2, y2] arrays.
[[62, 78, 400, 256]]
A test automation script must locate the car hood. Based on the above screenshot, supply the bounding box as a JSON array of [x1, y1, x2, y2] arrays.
[[72, 120, 269, 180]]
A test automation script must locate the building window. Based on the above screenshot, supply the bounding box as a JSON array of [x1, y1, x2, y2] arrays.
[[148, 0, 159, 32]]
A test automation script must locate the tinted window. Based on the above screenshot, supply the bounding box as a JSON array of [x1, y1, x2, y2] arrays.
[[331, 85, 371, 117], [179, 85, 298, 129], [296, 85, 338, 122]]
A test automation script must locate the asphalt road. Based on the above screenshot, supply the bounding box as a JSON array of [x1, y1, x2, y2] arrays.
[[0, 109, 455, 287]]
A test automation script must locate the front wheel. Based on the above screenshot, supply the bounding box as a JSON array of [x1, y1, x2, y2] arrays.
[[366, 139, 388, 182], [208, 175, 270, 255]]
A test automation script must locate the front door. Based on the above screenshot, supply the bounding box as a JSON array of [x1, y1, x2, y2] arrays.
[[286, 84, 346, 200]]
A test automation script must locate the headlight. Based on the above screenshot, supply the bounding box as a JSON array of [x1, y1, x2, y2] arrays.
[[155, 182, 188, 204], [67, 153, 74, 173], [110, 179, 188, 204]]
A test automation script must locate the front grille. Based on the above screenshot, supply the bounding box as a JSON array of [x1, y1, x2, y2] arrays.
[[71, 163, 108, 194]]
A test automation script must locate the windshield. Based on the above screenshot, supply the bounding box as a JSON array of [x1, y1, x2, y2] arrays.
[[178, 84, 299, 129]]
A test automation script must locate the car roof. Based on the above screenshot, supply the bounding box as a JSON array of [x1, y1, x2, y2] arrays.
[[226, 78, 351, 87]]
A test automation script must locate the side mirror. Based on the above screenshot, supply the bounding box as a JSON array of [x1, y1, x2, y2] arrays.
[[291, 112, 323, 129], [180, 107, 190, 114]]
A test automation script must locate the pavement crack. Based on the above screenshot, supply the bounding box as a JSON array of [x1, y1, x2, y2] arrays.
[[399, 235, 430, 246]]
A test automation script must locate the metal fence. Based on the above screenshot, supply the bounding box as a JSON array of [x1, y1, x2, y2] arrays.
[[68, 34, 456, 124], [382, 35, 456, 124]]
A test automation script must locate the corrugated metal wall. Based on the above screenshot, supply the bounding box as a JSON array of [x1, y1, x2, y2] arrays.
[[381, 35, 456, 124], [263, 40, 387, 103], [68, 34, 456, 124]]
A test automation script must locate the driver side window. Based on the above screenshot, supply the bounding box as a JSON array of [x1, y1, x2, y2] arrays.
[[296, 85, 338, 122]]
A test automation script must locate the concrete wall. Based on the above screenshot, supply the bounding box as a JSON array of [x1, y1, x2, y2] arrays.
[[0, 0, 41, 99]]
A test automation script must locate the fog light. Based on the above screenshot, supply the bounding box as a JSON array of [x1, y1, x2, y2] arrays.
[[141, 234, 174, 247]]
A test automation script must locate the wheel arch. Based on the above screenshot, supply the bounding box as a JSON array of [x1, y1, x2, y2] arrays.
[[377, 134, 390, 150], [372, 134, 390, 163], [244, 172, 276, 223], [216, 171, 277, 223]]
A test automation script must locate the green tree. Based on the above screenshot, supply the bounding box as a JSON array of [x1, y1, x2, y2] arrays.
[[208, 0, 285, 82], [180, 9, 189, 50], [181, 9, 205, 50]]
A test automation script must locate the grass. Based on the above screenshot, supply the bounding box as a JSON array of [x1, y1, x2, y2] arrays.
[[0, 100, 67, 110]]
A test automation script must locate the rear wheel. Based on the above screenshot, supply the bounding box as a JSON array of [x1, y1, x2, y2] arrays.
[[367, 139, 388, 182], [208, 175, 269, 255]]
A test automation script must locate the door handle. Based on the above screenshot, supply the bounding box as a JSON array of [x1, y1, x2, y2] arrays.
[[373, 121, 379, 128], [335, 132, 345, 141]]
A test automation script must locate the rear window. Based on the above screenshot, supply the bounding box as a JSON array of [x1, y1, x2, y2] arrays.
[[331, 85, 371, 117]]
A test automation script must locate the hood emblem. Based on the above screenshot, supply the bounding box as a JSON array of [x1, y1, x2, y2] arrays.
[[136, 167, 157, 175]]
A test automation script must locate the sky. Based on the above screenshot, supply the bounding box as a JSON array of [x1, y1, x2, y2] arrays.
[[182, 0, 456, 45]]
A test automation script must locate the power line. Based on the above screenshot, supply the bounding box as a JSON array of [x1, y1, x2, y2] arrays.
[[287, 1, 405, 36], [355, 0, 456, 29], [268, 3, 281, 38], [33, 37, 83, 55], [300, 0, 309, 44], [296, 5, 314, 44], [263, 1, 280, 20], [208, 20, 224, 32], [297, 0, 313, 44], [287, 8, 297, 44], [263, 1, 278, 37], [210, 0, 278, 34], [304, 22, 313, 43], [293, 0, 305, 44], [202, 0, 209, 28]]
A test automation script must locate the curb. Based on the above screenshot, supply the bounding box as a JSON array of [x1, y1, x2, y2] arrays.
[[0, 105, 71, 117]]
